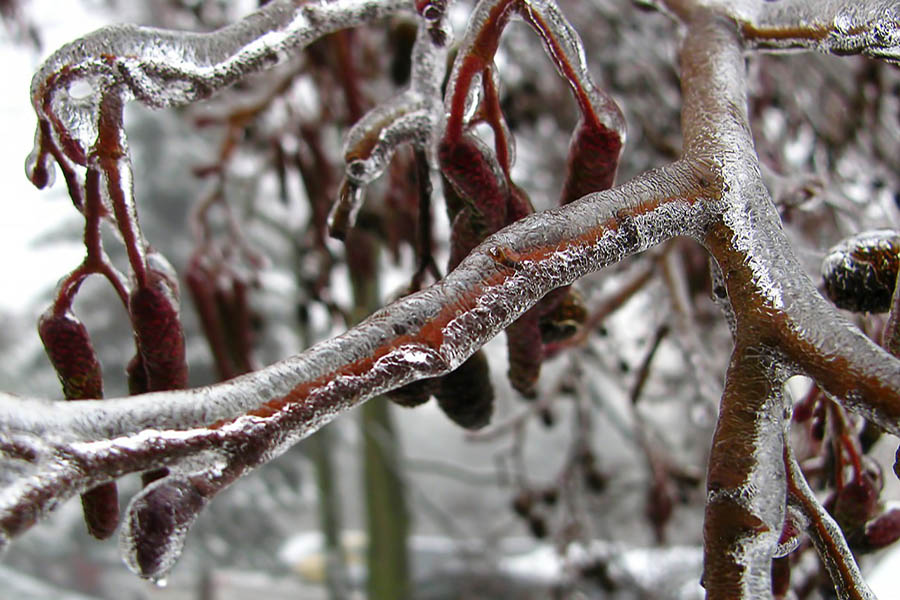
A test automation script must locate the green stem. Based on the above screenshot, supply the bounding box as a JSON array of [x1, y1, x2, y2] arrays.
[[349, 228, 412, 600]]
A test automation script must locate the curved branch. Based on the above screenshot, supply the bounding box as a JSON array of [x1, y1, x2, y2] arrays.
[[0, 161, 708, 564], [739, 0, 900, 63]]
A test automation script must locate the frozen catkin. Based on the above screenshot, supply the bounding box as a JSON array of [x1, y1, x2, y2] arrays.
[[38, 309, 119, 540], [120, 474, 210, 582]]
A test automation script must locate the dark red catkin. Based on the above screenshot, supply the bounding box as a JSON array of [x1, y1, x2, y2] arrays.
[[128, 262, 188, 486], [128, 267, 188, 392], [124, 475, 209, 581], [38, 309, 119, 539]]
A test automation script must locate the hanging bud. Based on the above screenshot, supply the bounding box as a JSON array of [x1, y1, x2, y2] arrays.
[[771, 556, 791, 599], [129, 258, 188, 488], [505, 312, 542, 398], [511, 490, 534, 518], [559, 119, 623, 205], [821, 230, 900, 313], [860, 508, 900, 551], [832, 472, 880, 541], [539, 287, 587, 344], [385, 378, 437, 408], [435, 350, 494, 429], [121, 474, 209, 582], [38, 310, 103, 401]]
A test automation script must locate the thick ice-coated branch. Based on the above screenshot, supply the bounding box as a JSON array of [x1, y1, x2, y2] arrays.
[[702, 345, 788, 599], [675, 12, 900, 599], [662, 0, 900, 63], [674, 14, 900, 435], [0, 159, 708, 576]]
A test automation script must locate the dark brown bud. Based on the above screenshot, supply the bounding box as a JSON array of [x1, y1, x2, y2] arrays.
[[38, 310, 103, 401], [386, 378, 437, 408], [435, 350, 494, 430], [511, 490, 533, 518], [585, 468, 608, 494], [527, 514, 548, 539], [861, 508, 900, 551], [822, 230, 900, 313], [832, 472, 880, 537]]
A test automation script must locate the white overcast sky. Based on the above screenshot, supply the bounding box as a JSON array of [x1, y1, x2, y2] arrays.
[[0, 1, 112, 313]]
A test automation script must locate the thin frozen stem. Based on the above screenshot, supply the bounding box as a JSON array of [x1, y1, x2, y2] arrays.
[[740, 0, 900, 64], [328, 8, 448, 237], [784, 427, 876, 600]]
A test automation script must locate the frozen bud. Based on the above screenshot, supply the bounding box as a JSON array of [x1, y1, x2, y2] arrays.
[[38, 309, 120, 539], [861, 508, 900, 551], [646, 476, 675, 543], [527, 514, 548, 539], [435, 350, 494, 429], [511, 490, 534, 518], [832, 472, 880, 537], [386, 378, 437, 407], [506, 313, 542, 398], [559, 118, 623, 205], [79, 484, 120, 540], [585, 468, 608, 494], [126, 353, 148, 395], [541, 487, 559, 506], [821, 230, 900, 313], [539, 287, 587, 344], [121, 474, 209, 581], [771, 556, 791, 599]]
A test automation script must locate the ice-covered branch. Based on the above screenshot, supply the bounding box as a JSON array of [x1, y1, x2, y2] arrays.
[[665, 0, 900, 63], [0, 160, 708, 578], [784, 430, 876, 600], [676, 12, 900, 598], [702, 346, 788, 599]]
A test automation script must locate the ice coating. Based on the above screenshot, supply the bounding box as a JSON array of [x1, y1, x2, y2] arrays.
[[329, 8, 449, 235], [738, 0, 900, 64], [26, 0, 410, 186], [704, 349, 789, 597]]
